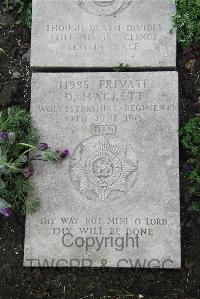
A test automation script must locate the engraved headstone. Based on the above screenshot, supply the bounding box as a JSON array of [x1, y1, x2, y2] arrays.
[[31, 0, 176, 69], [24, 72, 180, 268]]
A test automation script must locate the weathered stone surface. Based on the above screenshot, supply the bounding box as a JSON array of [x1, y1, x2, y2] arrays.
[[31, 0, 176, 69], [24, 72, 180, 268]]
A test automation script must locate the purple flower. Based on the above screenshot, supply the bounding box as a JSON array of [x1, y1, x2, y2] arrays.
[[0, 207, 12, 217], [23, 167, 34, 178], [38, 143, 49, 151], [0, 132, 9, 140], [56, 149, 69, 159]]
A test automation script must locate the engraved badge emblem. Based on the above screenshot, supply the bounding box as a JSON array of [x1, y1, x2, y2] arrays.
[[70, 135, 138, 201], [76, 0, 133, 16]]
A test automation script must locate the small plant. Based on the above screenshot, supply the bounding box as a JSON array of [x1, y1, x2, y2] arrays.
[[113, 63, 129, 72], [0, 106, 69, 217], [173, 0, 200, 48], [181, 117, 200, 211], [3, 0, 32, 28]]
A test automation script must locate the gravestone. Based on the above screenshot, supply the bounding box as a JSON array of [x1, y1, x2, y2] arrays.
[[31, 0, 176, 69], [24, 71, 180, 268]]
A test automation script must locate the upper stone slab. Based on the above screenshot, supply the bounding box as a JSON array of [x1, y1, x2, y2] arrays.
[[31, 0, 176, 69]]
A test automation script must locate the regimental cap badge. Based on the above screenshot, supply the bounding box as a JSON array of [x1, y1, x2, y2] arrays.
[[76, 0, 133, 16], [70, 134, 138, 202]]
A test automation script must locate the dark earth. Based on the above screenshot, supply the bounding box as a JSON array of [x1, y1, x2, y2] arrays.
[[0, 4, 200, 299]]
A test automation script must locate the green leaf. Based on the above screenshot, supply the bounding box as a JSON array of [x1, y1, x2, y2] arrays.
[[173, 0, 200, 47], [189, 202, 200, 212], [0, 198, 11, 209], [23, 197, 40, 215], [42, 149, 60, 161], [113, 63, 129, 72], [17, 143, 36, 149], [0, 48, 5, 54], [3, 0, 32, 28]]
